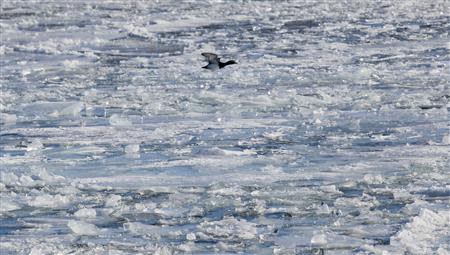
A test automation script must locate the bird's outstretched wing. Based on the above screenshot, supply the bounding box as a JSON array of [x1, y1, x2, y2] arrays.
[[202, 52, 220, 64]]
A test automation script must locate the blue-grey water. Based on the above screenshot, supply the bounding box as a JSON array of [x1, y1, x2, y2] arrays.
[[1, 1, 449, 254]]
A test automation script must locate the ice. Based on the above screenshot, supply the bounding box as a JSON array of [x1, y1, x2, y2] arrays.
[[104, 194, 122, 207], [74, 208, 97, 218], [0, 198, 21, 213], [109, 114, 132, 126], [25, 139, 43, 152], [124, 144, 140, 154], [29, 194, 71, 208], [0, 113, 17, 125], [186, 232, 196, 241], [443, 134, 450, 145], [1, 0, 449, 253], [154, 246, 174, 255], [67, 220, 100, 236], [389, 209, 450, 254], [311, 231, 327, 246], [198, 217, 259, 241], [21, 102, 84, 118], [1, 172, 19, 186], [363, 173, 384, 184], [33, 168, 65, 183], [124, 222, 183, 240]]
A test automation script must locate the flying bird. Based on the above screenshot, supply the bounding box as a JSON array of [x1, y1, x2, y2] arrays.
[[201, 52, 237, 70]]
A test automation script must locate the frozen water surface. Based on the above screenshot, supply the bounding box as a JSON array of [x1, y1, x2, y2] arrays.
[[1, 1, 449, 254]]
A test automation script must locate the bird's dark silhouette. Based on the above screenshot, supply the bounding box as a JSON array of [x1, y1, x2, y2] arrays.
[[201, 53, 237, 70]]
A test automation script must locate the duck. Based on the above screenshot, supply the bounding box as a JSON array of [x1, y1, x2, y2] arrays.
[[201, 52, 237, 70]]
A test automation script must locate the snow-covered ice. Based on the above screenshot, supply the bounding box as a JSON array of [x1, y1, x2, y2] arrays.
[[1, 1, 449, 254]]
